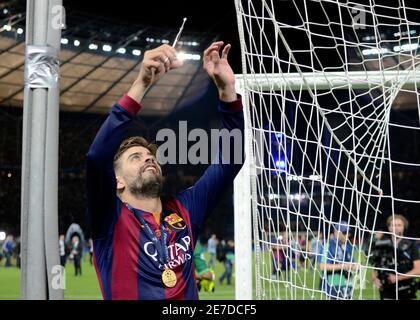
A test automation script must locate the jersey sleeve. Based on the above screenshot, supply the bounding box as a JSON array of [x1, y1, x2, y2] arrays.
[[176, 96, 244, 242], [86, 94, 142, 239]]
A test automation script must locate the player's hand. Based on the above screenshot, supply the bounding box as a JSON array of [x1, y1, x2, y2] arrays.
[[128, 44, 183, 102], [139, 44, 183, 87], [203, 41, 236, 102]]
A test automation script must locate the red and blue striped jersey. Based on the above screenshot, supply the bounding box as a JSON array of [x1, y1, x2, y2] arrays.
[[86, 94, 244, 300]]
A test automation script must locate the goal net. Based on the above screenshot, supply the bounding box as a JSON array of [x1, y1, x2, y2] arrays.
[[234, 0, 420, 300]]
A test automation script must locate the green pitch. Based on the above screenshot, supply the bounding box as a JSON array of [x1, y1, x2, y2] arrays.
[[2, 253, 416, 300], [0, 256, 235, 300]]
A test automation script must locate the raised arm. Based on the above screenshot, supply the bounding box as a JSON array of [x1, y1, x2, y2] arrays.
[[177, 42, 245, 240], [86, 45, 182, 239]]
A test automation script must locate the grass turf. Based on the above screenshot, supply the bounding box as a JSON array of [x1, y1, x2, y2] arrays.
[[2, 252, 416, 300], [0, 255, 235, 300]]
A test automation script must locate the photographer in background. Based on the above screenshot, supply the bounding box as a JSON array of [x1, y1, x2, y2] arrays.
[[372, 215, 420, 300]]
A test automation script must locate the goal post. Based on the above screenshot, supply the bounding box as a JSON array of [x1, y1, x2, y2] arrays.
[[235, 70, 420, 91], [233, 0, 420, 300]]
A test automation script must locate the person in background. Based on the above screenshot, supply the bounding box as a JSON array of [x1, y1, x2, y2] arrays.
[[70, 235, 83, 276], [207, 234, 218, 268], [219, 239, 235, 285], [270, 233, 285, 279], [298, 235, 307, 268], [2, 235, 14, 268], [311, 232, 324, 269], [13, 237, 21, 269], [371, 215, 420, 300], [88, 238, 94, 265], [319, 221, 357, 299], [59, 234, 67, 267], [310, 232, 324, 290]]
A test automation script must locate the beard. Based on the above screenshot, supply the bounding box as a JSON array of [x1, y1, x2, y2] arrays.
[[127, 169, 163, 199]]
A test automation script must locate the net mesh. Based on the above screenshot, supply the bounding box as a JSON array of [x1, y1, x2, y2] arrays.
[[234, 0, 420, 300]]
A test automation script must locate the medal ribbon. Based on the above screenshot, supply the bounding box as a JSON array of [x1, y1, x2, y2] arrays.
[[125, 203, 170, 267]]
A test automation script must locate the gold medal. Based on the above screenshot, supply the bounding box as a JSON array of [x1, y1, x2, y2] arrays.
[[162, 269, 177, 288]]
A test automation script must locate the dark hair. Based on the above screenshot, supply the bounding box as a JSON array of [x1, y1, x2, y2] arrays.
[[113, 136, 158, 170], [386, 214, 409, 231]]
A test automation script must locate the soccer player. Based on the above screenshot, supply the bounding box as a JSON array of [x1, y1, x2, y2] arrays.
[[319, 221, 357, 299], [86, 41, 244, 300]]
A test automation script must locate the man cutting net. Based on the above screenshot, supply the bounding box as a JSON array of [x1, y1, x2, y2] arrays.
[[86, 41, 244, 300]]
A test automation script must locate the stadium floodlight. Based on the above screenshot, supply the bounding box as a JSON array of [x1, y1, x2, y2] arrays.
[[73, 39, 80, 47], [3, 24, 12, 31], [394, 30, 418, 37], [362, 48, 389, 56], [60, 38, 68, 45], [393, 43, 418, 52], [275, 160, 286, 169], [289, 193, 305, 201], [132, 49, 141, 56], [309, 175, 321, 181], [116, 47, 126, 54], [3, 8, 8, 14], [0, 232, 5, 241], [102, 44, 112, 52], [177, 51, 201, 61], [89, 43, 98, 50], [176, 40, 199, 47], [17, 28, 23, 34]]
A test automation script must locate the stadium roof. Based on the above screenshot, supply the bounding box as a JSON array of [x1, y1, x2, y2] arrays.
[[0, 0, 418, 114], [0, 2, 221, 116], [0, 34, 214, 116]]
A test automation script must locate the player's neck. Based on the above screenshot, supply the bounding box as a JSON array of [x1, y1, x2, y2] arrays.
[[122, 192, 162, 214]]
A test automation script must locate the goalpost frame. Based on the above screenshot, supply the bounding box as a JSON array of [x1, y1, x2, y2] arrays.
[[235, 70, 420, 91], [21, 0, 63, 300]]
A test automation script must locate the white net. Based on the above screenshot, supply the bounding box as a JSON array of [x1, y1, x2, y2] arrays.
[[234, 0, 420, 300]]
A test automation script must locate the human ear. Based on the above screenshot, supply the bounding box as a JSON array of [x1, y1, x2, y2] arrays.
[[116, 176, 125, 192]]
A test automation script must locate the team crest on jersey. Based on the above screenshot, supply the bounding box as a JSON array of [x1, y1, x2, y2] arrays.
[[164, 213, 187, 231]]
